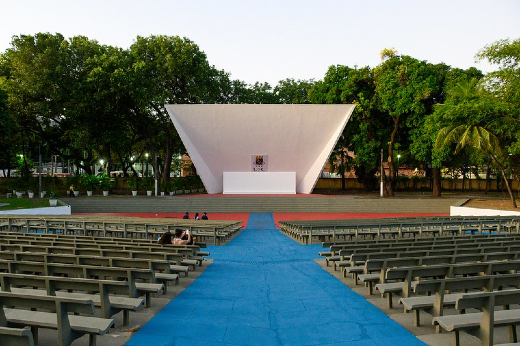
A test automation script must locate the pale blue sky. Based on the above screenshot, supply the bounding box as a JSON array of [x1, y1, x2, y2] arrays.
[[1, 0, 519, 85]]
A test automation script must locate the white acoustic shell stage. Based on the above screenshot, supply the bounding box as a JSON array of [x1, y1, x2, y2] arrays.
[[165, 104, 355, 194]]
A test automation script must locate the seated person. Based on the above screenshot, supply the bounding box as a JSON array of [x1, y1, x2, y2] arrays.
[[172, 228, 194, 245], [157, 231, 172, 245]]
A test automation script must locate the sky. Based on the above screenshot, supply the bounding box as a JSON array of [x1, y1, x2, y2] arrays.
[[1, 0, 519, 86]]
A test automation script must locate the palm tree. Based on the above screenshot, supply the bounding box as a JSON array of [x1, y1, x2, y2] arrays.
[[435, 79, 517, 208]]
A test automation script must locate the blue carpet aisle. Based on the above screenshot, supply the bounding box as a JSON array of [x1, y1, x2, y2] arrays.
[[126, 213, 425, 346]]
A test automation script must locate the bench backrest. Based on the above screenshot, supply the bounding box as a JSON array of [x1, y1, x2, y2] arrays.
[[455, 289, 520, 346], [0, 326, 34, 346], [0, 291, 95, 315]]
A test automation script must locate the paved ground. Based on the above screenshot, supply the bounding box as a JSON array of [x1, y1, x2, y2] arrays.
[[29, 192, 515, 345], [126, 213, 424, 346]]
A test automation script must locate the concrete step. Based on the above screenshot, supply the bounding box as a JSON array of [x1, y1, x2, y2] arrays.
[[63, 195, 465, 214]]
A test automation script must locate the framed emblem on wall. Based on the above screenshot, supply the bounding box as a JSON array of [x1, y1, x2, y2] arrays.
[[251, 154, 268, 172]]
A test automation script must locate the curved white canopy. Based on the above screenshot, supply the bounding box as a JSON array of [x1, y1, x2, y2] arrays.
[[166, 104, 355, 194]]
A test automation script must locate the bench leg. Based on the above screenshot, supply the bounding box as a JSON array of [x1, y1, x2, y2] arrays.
[[453, 331, 460, 346], [145, 292, 151, 308], [413, 310, 420, 327], [387, 293, 393, 309], [509, 324, 518, 343], [123, 310, 129, 326], [31, 327, 38, 344], [354, 274, 358, 285], [368, 282, 373, 295], [89, 334, 97, 346]]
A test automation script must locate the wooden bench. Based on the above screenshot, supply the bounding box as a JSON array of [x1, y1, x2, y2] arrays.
[[401, 273, 520, 326], [44, 263, 164, 308], [0, 260, 163, 308], [357, 252, 517, 295], [0, 273, 144, 326], [0, 291, 114, 346], [0, 326, 34, 346], [433, 289, 520, 346], [376, 260, 520, 308]]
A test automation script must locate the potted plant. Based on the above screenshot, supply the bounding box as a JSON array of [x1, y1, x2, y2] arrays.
[[97, 174, 114, 196], [67, 175, 81, 197], [12, 178, 27, 198], [49, 191, 59, 207], [126, 176, 139, 196], [166, 179, 175, 196], [159, 180, 166, 196], [142, 177, 154, 196], [174, 178, 185, 195], [81, 174, 98, 196]]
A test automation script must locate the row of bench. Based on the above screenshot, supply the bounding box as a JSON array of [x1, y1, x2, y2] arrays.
[[0, 215, 243, 245], [0, 230, 211, 345], [319, 233, 520, 345], [322, 233, 520, 266], [282, 216, 520, 243]]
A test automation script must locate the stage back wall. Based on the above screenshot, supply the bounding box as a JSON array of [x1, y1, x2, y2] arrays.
[[165, 104, 355, 194]]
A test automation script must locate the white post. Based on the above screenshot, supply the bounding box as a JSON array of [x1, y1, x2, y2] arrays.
[[154, 153, 158, 197], [380, 149, 384, 197]]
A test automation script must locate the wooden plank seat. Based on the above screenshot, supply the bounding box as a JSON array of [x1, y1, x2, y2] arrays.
[[322, 235, 518, 265], [0, 326, 34, 346], [0, 215, 241, 245], [282, 216, 520, 243], [45, 263, 164, 308], [0, 244, 194, 275], [334, 244, 500, 274], [0, 291, 114, 346], [355, 252, 519, 295], [76, 256, 179, 292], [401, 273, 520, 327], [376, 260, 520, 309], [399, 274, 520, 326], [0, 273, 144, 326], [23, 238, 208, 267], [433, 289, 520, 346], [327, 236, 519, 259], [10, 252, 180, 293], [0, 260, 163, 308]]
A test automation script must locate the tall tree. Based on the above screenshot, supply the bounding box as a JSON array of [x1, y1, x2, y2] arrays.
[[374, 54, 441, 196], [274, 78, 314, 104], [130, 35, 230, 184], [309, 65, 385, 190], [409, 66, 484, 196], [434, 78, 517, 207], [0, 84, 19, 176]]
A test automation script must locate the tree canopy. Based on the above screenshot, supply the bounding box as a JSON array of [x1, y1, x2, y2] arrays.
[[0, 33, 518, 200]]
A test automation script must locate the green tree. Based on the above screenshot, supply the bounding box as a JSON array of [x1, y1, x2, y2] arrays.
[[309, 65, 385, 190], [0, 84, 19, 177], [130, 35, 232, 185], [409, 66, 484, 196], [273, 78, 314, 104], [434, 78, 517, 207], [374, 54, 441, 196]]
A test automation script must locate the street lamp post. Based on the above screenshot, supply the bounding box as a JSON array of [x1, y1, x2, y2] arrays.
[[145, 153, 149, 177], [38, 145, 42, 199], [397, 154, 401, 177], [396, 154, 401, 191]]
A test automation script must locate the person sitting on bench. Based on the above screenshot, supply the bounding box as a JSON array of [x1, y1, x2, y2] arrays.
[[157, 231, 173, 245], [173, 228, 194, 245]]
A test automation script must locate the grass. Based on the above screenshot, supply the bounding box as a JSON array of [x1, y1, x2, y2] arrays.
[[0, 197, 55, 210]]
